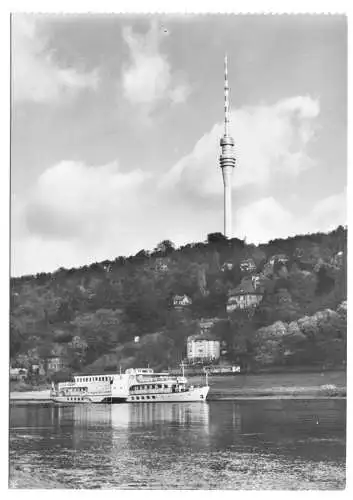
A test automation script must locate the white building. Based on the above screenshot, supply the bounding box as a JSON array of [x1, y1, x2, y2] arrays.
[[269, 254, 289, 266], [173, 294, 192, 309], [221, 261, 234, 272], [187, 335, 220, 362], [240, 258, 257, 273]]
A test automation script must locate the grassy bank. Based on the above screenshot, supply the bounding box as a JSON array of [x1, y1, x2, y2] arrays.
[[190, 370, 346, 399], [10, 389, 51, 401]]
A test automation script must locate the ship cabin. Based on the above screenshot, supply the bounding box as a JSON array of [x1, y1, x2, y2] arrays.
[[55, 374, 115, 396], [129, 378, 189, 401], [54, 382, 89, 400], [73, 374, 115, 384], [125, 368, 154, 376]]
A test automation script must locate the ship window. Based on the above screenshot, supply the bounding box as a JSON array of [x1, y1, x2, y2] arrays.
[[141, 396, 145, 400], [164, 384, 168, 389], [136, 396, 139, 400], [131, 397, 134, 400], [146, 396, 150, 399], [157, 384, 162, 389], [152, 396, 156, 399]]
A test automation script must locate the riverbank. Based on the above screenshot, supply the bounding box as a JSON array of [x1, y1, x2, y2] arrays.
[[10, 370, 346, 401], [10, 389, 51, 401], [192, 370, 346, 399]]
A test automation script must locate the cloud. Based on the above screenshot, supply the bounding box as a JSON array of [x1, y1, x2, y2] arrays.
[[309, 190, 347, 231], [11, 160, 155, 275], [121, 22, 190, 111], [160, 95, 320, 196], [12, 15, 99, 103], [235, 197, 294, 243], [25, 160, 149, 241], [234, 190, 346, 244]]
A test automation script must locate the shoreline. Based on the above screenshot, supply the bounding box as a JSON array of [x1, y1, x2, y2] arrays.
[[10, 371, 346, 402], [10, 388, 346, 402]]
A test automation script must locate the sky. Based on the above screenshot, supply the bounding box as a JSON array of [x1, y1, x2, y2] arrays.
[[11, 13, 347, 277]]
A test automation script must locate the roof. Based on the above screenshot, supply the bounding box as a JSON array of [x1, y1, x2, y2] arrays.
[[229, 278, 264, 296], [187, 334, 219, 342]]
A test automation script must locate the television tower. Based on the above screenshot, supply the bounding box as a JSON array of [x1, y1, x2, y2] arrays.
[[219, 54, 236, 238]]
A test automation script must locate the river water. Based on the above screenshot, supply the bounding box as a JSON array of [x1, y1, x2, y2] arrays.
[[9, 399, 346, 489]]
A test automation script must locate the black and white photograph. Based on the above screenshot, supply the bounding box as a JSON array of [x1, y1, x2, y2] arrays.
[[8, 7, 347, 490]]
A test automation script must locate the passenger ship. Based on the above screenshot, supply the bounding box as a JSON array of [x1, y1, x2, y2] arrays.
[[124, 368, 209, 403], [50, 372, 129, 404], [50, 367, 209, 404]]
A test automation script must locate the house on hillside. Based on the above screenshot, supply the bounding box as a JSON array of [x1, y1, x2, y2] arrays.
[[226, 278, 264, 313], [173, 294, 192, 309], [46, 356, 68, 373], [251, 274, 263, 290], [268, 254, 289, 266], [155, 258, 170, 273], [240, 258, 256, 273], [186, 334, 220, 363], [330, 251, 344, 268], [68, 336, 88, 351], [102, 263, 113, 273], [31, 362, 46, 376], [221, 261, 234, 272], [10, 367, 28, 381]]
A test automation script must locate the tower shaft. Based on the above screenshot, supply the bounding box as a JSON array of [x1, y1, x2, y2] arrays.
[[219, 54, 236, 239]]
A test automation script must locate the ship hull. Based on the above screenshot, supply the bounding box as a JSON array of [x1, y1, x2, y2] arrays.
[[51, 393, 114, 404], [126, 386, 209, 403]]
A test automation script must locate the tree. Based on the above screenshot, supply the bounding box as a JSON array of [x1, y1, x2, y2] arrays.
[[207, 232, 228, 245], [154, 240, 175, 256], [316, 266, 335, 296]]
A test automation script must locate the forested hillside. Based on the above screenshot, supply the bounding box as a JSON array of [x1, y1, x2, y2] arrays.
[[10, 226, 347, 377]]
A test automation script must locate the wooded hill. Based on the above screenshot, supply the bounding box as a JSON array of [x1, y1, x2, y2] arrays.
[[10, 226, 347, 377]]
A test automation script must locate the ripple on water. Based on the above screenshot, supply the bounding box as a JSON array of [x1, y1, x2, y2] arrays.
[[9, 400, 346, 489]]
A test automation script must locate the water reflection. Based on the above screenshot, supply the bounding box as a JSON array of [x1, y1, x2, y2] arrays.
[[9, 400, 346, 489], [126, 402, 210, 427]]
